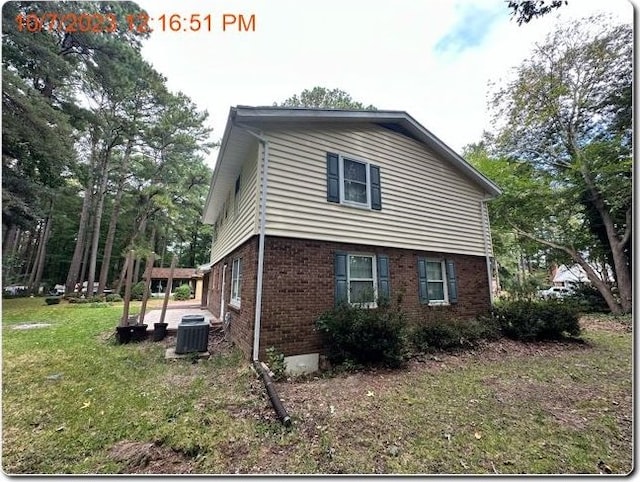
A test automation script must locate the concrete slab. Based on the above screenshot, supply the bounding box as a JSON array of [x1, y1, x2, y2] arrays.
[[140, 306, 217, 332], [165, 347, 211, 360]]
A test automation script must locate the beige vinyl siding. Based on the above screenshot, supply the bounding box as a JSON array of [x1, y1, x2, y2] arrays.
[[263, 124, 490, 256], [210, 148, 259, 264]]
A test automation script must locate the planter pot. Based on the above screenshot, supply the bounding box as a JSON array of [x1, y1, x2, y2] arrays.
[[115, 324, 148, 344], [131, 324, 148, 342], [116, 326, 133, 344], [153, 322, 168, 341]]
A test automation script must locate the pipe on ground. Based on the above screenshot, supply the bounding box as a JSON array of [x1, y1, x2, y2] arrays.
[[253, 360, 291, 427]]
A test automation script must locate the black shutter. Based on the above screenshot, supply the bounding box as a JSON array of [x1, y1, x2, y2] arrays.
[[334, 252, 348, 305], [417, 257, 428, 304], [445, 259, 458, 304], [327, 153, 340, 203], [377, 255, 390, 302], [370, 165, 382, 210]]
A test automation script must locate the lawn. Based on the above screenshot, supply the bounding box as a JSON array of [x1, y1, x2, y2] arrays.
[[2, 298, 632, 474]]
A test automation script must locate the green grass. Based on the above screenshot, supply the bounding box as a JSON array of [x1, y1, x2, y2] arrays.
[[2, 298, 632, 474]]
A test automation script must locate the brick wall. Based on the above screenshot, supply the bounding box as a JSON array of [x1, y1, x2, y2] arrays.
[[259, 236, 491, 359], [210, 235, 492, 360], [207, 236, 258, 358]]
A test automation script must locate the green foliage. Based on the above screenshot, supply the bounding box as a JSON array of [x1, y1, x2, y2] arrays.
[[173, 284, 192, 301], [315, 302, 407, 368], [482, 16, 632, 313], [566, 284, 610, 314], [411, 317, 501, 352], [491, 300, 581, 341], [275, 86, 377, 110], [265, 347, 287, 381], [507, 0, 566, 25], [105, 293, 122, 303], [130, 281, 146, 301]]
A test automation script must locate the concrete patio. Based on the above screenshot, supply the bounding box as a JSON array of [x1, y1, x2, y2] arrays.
[[137, 303, 219, 333]]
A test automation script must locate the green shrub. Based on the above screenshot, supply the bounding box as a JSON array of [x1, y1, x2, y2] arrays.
[[491, 299, 581, 341], [130, 281, 146, 301], [44, 296, 61, 305], [315, 302, 408, 368], [265, 347, 287, 381], [411, 317, 500, 352], [173, 284, 192, 301], [105, 293, 122, 302], [68, 297, 89, 304], [566, 283, 610, 313]]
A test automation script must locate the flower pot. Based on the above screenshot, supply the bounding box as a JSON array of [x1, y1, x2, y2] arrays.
[[115, 324, 148, 344], [131, 324, 148, 342], [153, 322, 168, 341], [116, 326, 133, 344]]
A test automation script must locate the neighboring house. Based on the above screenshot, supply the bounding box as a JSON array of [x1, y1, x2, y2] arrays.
[[201, 106, 501, 373], [552, 263, 613, 288], [149, 267, 201, 299]]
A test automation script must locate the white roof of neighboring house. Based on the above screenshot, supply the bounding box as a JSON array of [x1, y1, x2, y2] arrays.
[[553, 264, 613, 284]]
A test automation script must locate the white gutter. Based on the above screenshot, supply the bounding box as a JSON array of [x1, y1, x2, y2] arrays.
[[239, 125, 269, 362], [480, 199, 494, 305]]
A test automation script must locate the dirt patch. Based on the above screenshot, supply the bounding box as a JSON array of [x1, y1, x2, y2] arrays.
[[579, 315, 631, 334], [107, 440, 194, 474], [483, 376, 597, 430]]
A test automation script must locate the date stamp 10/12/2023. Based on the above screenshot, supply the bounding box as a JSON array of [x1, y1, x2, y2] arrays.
[[14, 11, 257, 34]]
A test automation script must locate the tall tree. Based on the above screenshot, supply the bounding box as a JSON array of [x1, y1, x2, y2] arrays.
[[488, 16, 632, 313], [275, 87, 377, 110]]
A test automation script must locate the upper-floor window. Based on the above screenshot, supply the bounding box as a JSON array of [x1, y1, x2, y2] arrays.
[[326, 152, 382, 210], [341, 157, 369, 206]]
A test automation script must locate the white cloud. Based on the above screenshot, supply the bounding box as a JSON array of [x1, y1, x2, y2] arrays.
[[138, 0, 633, 166]]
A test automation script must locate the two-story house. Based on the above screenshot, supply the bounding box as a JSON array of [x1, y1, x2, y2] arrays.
[[202, 106, 500, 373]]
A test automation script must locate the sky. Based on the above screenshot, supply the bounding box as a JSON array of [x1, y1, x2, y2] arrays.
[[137, 0, 633, 168]]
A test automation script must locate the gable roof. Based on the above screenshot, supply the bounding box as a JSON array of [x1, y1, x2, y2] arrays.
[[203, 106, 501, 223]]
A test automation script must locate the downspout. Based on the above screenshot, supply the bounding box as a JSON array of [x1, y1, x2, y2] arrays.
[[480, 199, 494, 305], [240, 125, 292, 427], [240, 126, 268, 362]]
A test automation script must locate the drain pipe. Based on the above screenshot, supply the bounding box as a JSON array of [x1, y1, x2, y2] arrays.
[[253, 360, 291, 426], [238, 125, 268, 362], [480, 199, 494, 305], [240, 125, 292, 427]]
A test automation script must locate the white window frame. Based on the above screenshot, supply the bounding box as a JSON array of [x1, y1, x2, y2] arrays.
[[347, 253, 378, 308], [426, 258, 449, 305], [338, 154, 371, 209], [230, 258, 242, 308]]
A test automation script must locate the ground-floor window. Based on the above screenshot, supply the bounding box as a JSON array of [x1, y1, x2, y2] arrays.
[[348, 253, 377, 307], [230, 258, 242, 307]]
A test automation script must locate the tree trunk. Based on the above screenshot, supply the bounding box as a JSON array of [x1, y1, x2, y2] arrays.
[[23, 228, 39, 284], [86, 152, 111, 299], [3, 224, 17, 257], [28, 220, 47, 294], [98, 140, 134, 295], [65, 187, 93, 294], [32, 201, 54, 295], [580, 167, 632, 312]]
